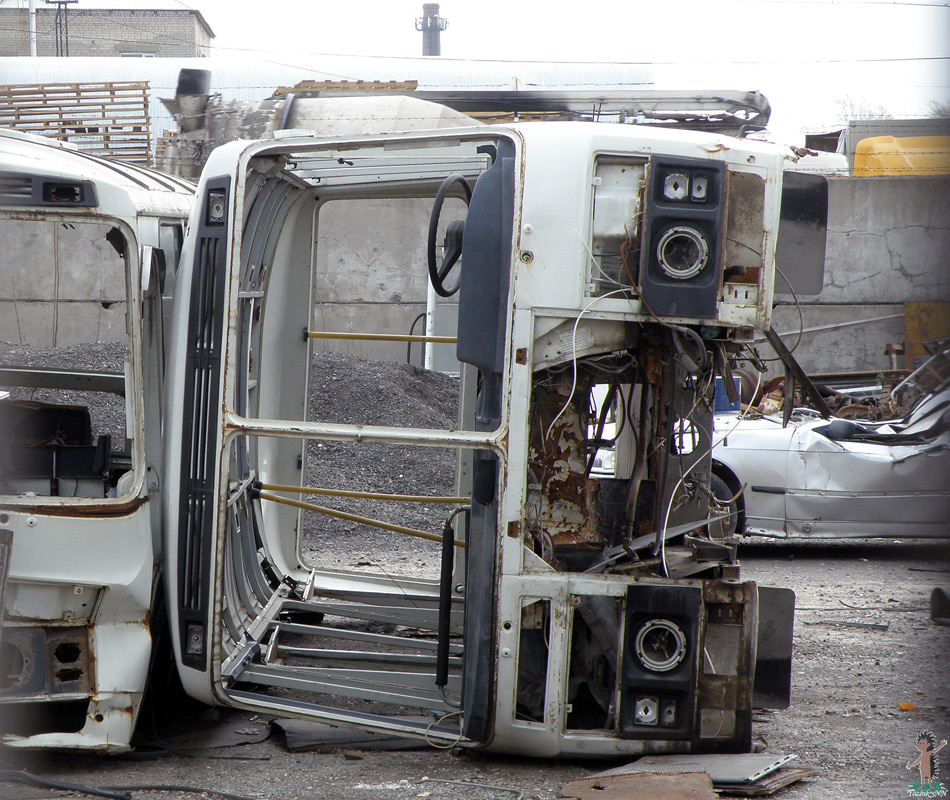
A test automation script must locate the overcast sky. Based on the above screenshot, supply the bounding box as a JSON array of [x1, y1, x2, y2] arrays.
[[9, 0, 950, 141], [199, 0, 950, 139]]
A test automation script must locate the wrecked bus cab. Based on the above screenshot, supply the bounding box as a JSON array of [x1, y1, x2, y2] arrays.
[[0, 129, 194, 751], [162, 122, 797, 757]]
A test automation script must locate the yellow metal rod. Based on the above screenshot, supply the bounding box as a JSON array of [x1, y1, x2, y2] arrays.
[[306, 330, 457, 344], [261, 482, 469, 504], [259, 490, 465, 548]]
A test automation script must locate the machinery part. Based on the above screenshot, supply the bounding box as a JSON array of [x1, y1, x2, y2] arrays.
[[427, 174, 472, 297]]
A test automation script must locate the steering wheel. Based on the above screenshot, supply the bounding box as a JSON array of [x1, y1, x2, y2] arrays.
[[427, 174, 472, 297]]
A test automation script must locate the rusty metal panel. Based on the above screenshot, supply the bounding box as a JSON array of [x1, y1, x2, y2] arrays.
[[560, 771, 717, 800], [527, 383, 601, 546], [697, 581, 757, 750], [0, 624, 92, 700]]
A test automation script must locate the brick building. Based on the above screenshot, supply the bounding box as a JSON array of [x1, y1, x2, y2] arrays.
[[0, 6, 213, 57]]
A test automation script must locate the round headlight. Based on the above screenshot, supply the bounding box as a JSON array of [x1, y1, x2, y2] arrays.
[[634, 618, 688, 672], [655, 226, 709, 280]]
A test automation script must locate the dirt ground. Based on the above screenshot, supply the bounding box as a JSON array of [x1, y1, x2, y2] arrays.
[[2, 537, 947, 800], [2, 351, 948, 798]]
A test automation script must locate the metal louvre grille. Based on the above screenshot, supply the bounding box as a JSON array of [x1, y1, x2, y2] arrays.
[[0, 175, 32, 203], [176, 178, 230, 670], [179, 235, 221, 612]]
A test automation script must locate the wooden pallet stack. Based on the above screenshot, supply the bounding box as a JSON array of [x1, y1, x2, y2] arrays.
[[0, 81, 152, 166], [271, 80, 420, 95]]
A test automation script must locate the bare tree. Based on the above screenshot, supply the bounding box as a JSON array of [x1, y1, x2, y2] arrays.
[[928, 100, 950, 118], [834, 95, 893, 123]]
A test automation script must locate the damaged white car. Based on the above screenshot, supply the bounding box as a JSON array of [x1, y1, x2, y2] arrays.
[[711, 382, 950, 539]]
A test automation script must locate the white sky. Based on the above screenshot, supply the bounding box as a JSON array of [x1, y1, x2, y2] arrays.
[[9, 0, 950, 141]]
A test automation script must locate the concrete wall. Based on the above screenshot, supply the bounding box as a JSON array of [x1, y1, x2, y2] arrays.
[[768, 175, 950, 375], [0, 9, 211, 58], [310, 174, 950, 375], [0, 220, 128, 347], [312, 196, 464, 364], [3, 172, 945, 376]]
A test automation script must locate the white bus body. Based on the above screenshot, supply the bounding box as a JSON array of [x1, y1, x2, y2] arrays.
[[0, 130, 194, 752], [161, 122, 797, 757]]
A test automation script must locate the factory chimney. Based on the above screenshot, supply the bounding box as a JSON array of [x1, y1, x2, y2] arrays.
[[415, 3, 447, 56]]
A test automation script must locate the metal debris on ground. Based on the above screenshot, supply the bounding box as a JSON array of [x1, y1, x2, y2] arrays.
[[272, 718, 428, 752], [573, 752, 815, 796], [715, 767, 819, 797], [803, 620, 889, 631], [560, 770, 716, 800], [418, 777, 525, 798]]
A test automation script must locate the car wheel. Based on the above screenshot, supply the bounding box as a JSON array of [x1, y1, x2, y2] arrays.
[[710, 473, 739, 536]]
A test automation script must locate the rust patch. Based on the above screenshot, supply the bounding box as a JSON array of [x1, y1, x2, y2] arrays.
[[697, 580, 757, 747], [641, 331, 668, 385], [0, 494, 147, 517], [0, 497, 148, 519], [0, 624, 93, 700], [527, 383, 601, 545]]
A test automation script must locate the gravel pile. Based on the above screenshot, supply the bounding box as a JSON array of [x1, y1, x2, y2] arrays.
[[1, 343, 460, 576], [0, 341, 128, 445], [301, 352, 460, 577]]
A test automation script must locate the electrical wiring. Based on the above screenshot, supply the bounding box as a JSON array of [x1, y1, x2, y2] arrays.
[[575, 228, 627, 289], [658, 454, 694, 577], [424, 710, 464, 749], [773, 264, 806, 355], [655, 342, 763, 576], [543, 288, 630, 441], [585, 379, 626, 476], [582, 351, 639, 375], [722, 237, 805, 362], [670, 325, 710, 375], [143, 48, 950, 66], [657, 344, 716, 574], [0, 771, 131, 800]]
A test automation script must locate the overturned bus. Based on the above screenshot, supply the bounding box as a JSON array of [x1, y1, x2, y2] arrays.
[[1, 119, 812, 755], [161, 122, 800, 757], [0, 129, 194, 749]]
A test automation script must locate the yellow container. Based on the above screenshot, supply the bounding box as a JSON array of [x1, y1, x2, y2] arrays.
[[853, 135, 950, 176]]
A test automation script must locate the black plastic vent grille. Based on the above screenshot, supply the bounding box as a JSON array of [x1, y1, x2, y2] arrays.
[[177, 178, 231, 671], [0, 175, 32, 204], [0, 171, 97, 207]]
